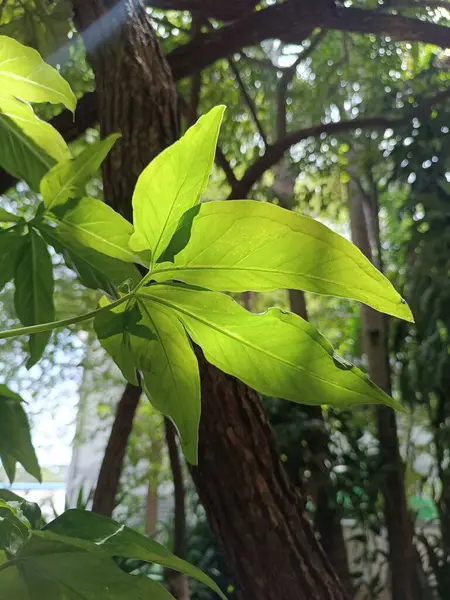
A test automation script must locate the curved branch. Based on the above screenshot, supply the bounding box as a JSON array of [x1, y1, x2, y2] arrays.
[[230, 88, 450, 199]]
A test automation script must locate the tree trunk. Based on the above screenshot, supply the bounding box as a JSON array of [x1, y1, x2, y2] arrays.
[[288, 291, 353, 597], [72, 2, 349, 598], [164, 419, 190, 600], [348, 177, 418, 600], [92, 382, 141, 515]]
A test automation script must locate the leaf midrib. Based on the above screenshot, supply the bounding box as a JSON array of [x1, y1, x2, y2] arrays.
[[153, 264, 400, 307], [139, 289, 385, 403]]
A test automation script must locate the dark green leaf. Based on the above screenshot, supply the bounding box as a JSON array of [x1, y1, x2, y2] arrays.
[[45, 510, 226, 599], [14, 229, 54, 367], [0, 531, 175, 600], [0, 385, 41, 483], [0, 230, 25, 292]]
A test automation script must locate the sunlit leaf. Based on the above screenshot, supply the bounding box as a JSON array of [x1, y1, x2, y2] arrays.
[[129, 106, 225, 262], [50, 197, 141, 264], [154, 201, 413, 322], [139, 284, 403, 411], [41, 135, 120, 210], [0, 96, 69, 190], [0, 35, 76, 110]]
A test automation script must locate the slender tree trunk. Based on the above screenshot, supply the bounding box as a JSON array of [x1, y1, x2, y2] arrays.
[[348, 177, 418, 600], [164, 419, 190, 600], [92, 382, 141, 515], [72, 2, 349, 598]]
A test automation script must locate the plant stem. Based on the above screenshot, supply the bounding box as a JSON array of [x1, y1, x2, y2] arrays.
[[0, 290, 135, 341]]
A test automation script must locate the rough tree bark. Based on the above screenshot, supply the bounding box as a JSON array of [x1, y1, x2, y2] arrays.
[[71, 1, 349, 598], [348, 176, 418, 600]]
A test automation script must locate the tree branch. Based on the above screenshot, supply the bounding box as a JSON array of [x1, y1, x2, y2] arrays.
[[216, 146, 238, 188], [230, 88, 450, 199], [228, 56, 268, 147]]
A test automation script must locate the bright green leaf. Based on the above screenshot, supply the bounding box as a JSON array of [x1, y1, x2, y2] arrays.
[[0, 531, 175, 600], [139, 284, 403, 411], [154, 201, 413, 322], [0, 385, 41, 483], [0, 35, 76, 110], [0, 491, 41, 530], [0, 95, 70, 190], [45, 510, 226, 600], [96, 296, 201, 463], [129, 105, 225, 262], [134, 299, 200, 464], [0, 230, 25, 292], [14, 229, 54, 368], [38, 222, 141, 296], [94, 298, 140, 386], [50, 197, 141, 264], [41, 135, 120, 210]]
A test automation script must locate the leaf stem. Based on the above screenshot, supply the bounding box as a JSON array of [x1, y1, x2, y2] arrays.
[[0, 290, 136, 341]]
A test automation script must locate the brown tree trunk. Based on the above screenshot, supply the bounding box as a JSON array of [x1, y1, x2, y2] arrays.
[[72, 2, 349, 598], [92, 382, 141, 515], [164, 419, 190, 600], [288, 289, 353, 596], [348, 177, 418, 600]]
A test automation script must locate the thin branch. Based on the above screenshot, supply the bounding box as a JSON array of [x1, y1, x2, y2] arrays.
[[216, 146, 238, 188], [230, 88, 450, 198], [228, 56, 268, 147]]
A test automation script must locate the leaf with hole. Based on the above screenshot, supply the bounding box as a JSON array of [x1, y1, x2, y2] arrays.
[[154, 201, 413, 322], [129, 105, 225, 262], [138, 284, 403, 412]]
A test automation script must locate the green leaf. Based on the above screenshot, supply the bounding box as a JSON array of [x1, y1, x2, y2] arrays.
[[0, 35, 76, 110], [0, 95, 70, 190], [45, 510, 226, 600], [14, 229, 54, 368], [50, 197, 141, 264], [95, 297, 201, 463], [129, 106, 225, 262], [38, 222, 141, 296], [0, 385, 41, 483], [134, 299, 200, 464], [0, 207, 18, 222], [0, 491, 41, 530], [154, 201, 413, 322], [41, 135, 120, 210], [139, 284, 403, 412], [0, 230, 25, 292], [94, 298, 140, 385], [0, 531, 175, 600]]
